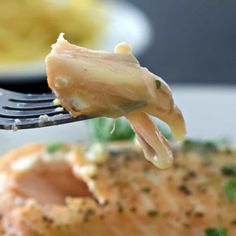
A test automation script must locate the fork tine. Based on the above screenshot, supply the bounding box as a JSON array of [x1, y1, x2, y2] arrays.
[[0, 107, 65, 118], [9, 93, 55, 102], [6, 100, 57, 110], [0, 113, 92, 130], [1, 88, 59, 113], [21, 93, 55, 100], [0, 88, 55, 104], [0, 88, 93, 130]]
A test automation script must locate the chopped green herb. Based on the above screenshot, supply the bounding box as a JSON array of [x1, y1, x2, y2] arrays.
[[186, 170, 197, 179], [182, 139, 218, 154], [147, 210, 158, 217], [221, 165, 236, 177], [88, 117, 173, 142], [230, 219, 236, 225], [42, 216, 54, 224], [117, 205, 124, 213], [224, 147, 232, 155], [88, 118, 135, 142], [155, 80, 161, 89], [178, 184, 192, 195], [46, 142, 63, 153], [141, 187, 151, 193], [224, 179, 236, 201], [183, 138, 232, 155], [204, 227, 228, 236], [83, 209, 95, 222]]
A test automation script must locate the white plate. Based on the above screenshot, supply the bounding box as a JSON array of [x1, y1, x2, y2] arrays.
[[1, 85, 236, 155], [173, 85, 236, 142], [0, 0, 152, 82]]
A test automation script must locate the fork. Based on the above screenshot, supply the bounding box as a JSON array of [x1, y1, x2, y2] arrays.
[[0, 88, 91, 130]]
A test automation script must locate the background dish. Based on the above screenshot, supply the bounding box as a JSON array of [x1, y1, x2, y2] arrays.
[[0, 0, 152, 83], [1, 85, 235, 155]]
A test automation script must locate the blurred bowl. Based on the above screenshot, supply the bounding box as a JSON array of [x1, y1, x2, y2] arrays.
[[0, 0, 152, 83]]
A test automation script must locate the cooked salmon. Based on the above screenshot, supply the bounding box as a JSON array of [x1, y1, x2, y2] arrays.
[[46, 34, 186, 169], [0, 142, 235, 235]]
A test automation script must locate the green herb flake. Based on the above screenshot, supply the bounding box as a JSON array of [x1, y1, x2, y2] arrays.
[[221, 165, 236, 177], [224, 147, 232, 155], [182, 138, 233, 155], [46, 142, 63, 153], [147, 210, 158, 217], [230, 219, 236, 225], [182, 139, 218, 154], [141, 187, 151, 193], [155, 80, 161, 89], [178, 184, 192, 195], [204, 227, 228, 236], [83, 209, 95, 222], [88, 118, 135, 142], [42, 216, 54, 224], [224, 179, 236, 201], [117, 205, 124, 213]]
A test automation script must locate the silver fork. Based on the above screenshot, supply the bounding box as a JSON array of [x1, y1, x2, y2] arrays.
[[0, 88, 91, 130]]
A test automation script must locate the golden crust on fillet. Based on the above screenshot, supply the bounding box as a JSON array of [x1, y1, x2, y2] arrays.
[[0, 143, 236, 235]]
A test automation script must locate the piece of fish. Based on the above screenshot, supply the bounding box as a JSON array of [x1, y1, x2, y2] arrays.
[[46, 34, 186, 169], [0, 142, 235, 235]]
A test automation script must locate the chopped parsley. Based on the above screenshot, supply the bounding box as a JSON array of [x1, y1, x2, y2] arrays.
[[141, 187, 151, 193], [204, 227, 228, 236], [147, 210, 158, 217], [88, 118, 135, 142], [117, 205, 124, 213], [178, 184, 192, 195], [221, 165, 236, 177], [182, 138, 232, 155], [83, 209, 95, 222], [231, 219, 236, 225], [224, 147, 232, 155], [182, 139, 218, 154], [42, 216, 54, 224], [46, 142, 63, 153], [88, 118, 173, 142], [224, 179, 236, 201], [155, 80, 161, 89]]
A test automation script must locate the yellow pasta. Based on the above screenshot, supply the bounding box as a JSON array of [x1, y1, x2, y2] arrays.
[[0, 0, 106, 63]]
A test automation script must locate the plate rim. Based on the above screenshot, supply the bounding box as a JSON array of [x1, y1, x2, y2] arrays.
[[0, 0, 152, 82]]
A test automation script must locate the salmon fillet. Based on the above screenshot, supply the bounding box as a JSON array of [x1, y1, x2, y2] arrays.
[[0, 142, 235, 236], [46, 34, 186, 169]]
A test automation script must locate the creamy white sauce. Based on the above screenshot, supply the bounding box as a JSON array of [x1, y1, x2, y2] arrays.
[[38, 114, 50, 123], [86, 143, 108, 164], [55, 76, 69, 88], [70, 97, 89, 110], [54, 106, 64, 112], [11, 154, 40, 171], [53, 98, 61, 105], [73, 164, 97, 178]]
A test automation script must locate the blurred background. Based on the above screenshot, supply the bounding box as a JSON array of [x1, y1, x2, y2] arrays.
[[0, 0, 235, 92], [130, 0, 236, 85], [0, 0, 236, 153]]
